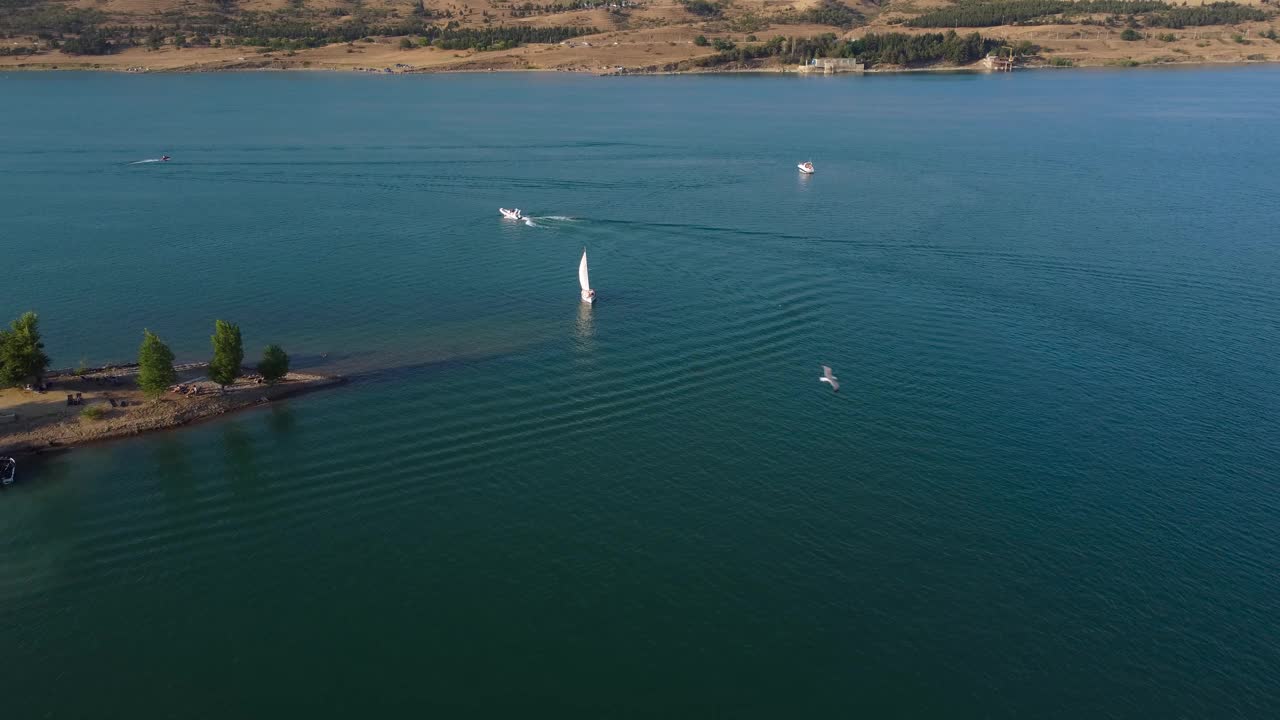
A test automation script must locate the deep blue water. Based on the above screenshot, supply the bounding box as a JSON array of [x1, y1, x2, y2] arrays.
[[1, 68, 1278, 717]]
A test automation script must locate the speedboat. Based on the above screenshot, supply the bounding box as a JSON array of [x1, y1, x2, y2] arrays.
[[579, 249, 595, 304], [0, 457, 14, 486], [161, 155, 171, 162], [500, 207, 523, 220], [798, 161, 815, 174]]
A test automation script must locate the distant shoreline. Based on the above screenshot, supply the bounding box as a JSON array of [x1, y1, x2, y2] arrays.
[[4, 0, 1278, 81], [3, 57, 1277, 76]]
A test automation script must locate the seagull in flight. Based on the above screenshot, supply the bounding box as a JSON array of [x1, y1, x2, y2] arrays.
[[819, 365, 839, 392]]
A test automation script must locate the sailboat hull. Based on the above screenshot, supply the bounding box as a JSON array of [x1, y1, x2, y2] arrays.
[[581, 292, 594, 304]]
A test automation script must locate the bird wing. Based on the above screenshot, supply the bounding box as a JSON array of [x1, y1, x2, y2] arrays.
[[830, 378, 839, 392], [822, 365, 835, 380]]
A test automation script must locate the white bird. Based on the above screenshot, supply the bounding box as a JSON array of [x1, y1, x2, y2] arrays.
[[819, 365, 839, 392]]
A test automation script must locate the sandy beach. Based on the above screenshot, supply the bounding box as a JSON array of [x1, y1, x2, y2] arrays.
[[0, 364, 345, 459]]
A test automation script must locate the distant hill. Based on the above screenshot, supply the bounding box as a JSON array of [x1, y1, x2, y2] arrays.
[[2, 0, 1277, 72]]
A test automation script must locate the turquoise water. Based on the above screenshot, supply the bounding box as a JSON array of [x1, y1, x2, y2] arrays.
[[2, 68, 1279, 716]]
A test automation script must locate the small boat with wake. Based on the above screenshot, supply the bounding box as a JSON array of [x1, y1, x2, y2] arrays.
[[1, 457, 14, 486], [161, 155, 171, 162], [499, 208, 523, 221], [798, 161, 815, 174], [579, 248, 595, 304]]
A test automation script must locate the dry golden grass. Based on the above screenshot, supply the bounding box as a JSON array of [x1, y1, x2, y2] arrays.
[[3, 0, 1277, 73]]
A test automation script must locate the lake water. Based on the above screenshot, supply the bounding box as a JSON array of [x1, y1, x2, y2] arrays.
[[2, 68, 1278, 717]]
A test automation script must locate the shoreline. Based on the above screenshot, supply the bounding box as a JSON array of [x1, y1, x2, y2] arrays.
[[3, 0, 1277, 79], [3, 56, 1277, 76], [2, 57, 1280, 75], [0, 363, 346, 461]]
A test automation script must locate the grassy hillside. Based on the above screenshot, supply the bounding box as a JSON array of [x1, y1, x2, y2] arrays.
[[2, 0, 1278, 71]]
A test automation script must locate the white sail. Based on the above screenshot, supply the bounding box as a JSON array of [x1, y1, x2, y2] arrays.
[[578, 250, 591, 292]]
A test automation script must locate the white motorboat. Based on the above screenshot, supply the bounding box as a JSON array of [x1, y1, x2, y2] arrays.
[[0, 457, 14, 486], [579, 249, 595, 304], [499, 207, 523, 220], [798, 161, 815, 174]]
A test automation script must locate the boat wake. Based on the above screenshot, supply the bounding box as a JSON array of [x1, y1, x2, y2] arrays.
[[130, 159, 164, 164], [499, 209, 578, 229], [520, 215, 580, 228], [514, 215, 580, 228]]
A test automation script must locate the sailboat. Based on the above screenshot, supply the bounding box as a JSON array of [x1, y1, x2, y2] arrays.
[[579, 249, 595, 304]]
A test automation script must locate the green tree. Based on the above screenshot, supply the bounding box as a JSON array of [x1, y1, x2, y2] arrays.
[[799, 0, 864, 29], [61, 29, 116, 56], [209, 319, 244, 391], [137, 330, 177, 398], [258, 344, 290, 384], [683, 0, 724, 17], [399, 37, 414, 49], [0, 312, 51, 387], [1121, 28, 1143, 40], [694, 35, 709, 46]]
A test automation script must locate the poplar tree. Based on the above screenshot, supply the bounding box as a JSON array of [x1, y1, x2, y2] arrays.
[[137, 330, 177, 398], [0, 312, 51, 387], [209, 320, 244, 391], [258, 344, 290, 385]]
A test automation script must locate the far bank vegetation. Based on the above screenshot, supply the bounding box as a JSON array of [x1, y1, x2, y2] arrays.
[[695, 31, 1006, 68], [906, 0, 1267, 29], [1, 0, 1275, 69], [0, 4, 597, 56]]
